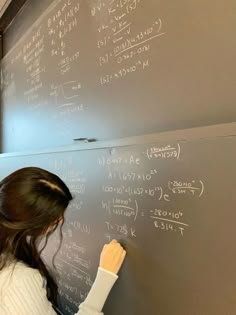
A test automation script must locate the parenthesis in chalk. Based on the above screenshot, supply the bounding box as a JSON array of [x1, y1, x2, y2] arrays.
[[177, 143, 180, 160], [199, 180, 204, 197]]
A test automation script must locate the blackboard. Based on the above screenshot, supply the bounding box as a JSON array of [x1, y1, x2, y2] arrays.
[[1, 0, 236, 152], [1, 124, 236, 315]]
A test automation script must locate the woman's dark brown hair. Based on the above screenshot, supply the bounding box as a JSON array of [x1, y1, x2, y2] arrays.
[[0, 167, 73, 305]]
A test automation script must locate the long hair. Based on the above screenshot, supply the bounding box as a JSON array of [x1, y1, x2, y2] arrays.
[[0, 167, 73, 305]]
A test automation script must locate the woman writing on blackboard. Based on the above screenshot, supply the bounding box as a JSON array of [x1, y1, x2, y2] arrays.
[[0, 167, 126, 315]]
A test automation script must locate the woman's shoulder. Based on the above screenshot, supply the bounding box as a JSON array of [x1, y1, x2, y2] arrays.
[[0, 260, 44, 290], [0, 260, 55, 315]]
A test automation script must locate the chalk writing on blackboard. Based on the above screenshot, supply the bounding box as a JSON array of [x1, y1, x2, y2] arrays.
[[91, 0, 165, 85], [168, 180, 205, 197], [22, 25, 46, 108], [107, 169, 158, 181], [50, 81, 84, 116], [98, 154, 140, 166], [145, 144, 181, 160], [102, 198, 139, 221], [47, 1, 80, 58], [149, 208, 189, 236], [105, 221, 137, 238]]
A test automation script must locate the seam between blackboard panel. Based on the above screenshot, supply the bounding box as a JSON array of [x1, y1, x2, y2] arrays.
[[0, 122, 236, 158]]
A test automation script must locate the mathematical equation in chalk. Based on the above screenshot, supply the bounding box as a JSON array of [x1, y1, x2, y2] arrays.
[[98, 144, 181, 167], [102, 181, 204, 199], [102, 184, 171, 200], [48, 0, 80, 59], [97, 143, 205, 240], [107, 169, 158, 181], [105, 221, 137, 238], [102, 198, 139, 221], [101, 194, 189, 237], [168, 180, 204, 197], [56, 258, 91, 299], [43, 234, 92, 309], [149, 208, 189, 236], [102, 179, 203, 199], [91, 0, 166, 86], [145, 144, 181, 160], [98, 154, 141, 166]]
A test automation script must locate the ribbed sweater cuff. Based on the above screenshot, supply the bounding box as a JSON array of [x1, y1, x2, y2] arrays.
[[79, 267, 118, 312]]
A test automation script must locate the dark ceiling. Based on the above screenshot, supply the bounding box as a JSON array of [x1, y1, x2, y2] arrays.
[[0, 0, 27, 33]]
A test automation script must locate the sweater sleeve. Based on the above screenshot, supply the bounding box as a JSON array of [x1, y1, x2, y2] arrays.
[[2, 267, 57, 315], [1, 264, 118, 315], [76, 267, 118, 315]]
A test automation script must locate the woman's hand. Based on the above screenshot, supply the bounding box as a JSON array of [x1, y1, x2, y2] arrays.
[[99, 240, 126, 274]]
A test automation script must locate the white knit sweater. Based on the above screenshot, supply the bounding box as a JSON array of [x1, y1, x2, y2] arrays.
[[0, 261, 118, 315]]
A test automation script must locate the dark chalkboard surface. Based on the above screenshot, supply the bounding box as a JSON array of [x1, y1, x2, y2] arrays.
[[1, 0, 236, 152], [0, 124, 236, 315]]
